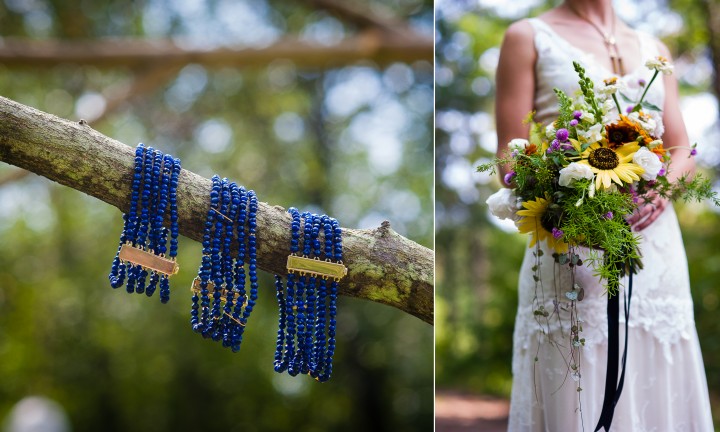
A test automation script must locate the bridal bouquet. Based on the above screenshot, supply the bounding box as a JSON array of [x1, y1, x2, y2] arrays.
[[481, 58, 718, 296]]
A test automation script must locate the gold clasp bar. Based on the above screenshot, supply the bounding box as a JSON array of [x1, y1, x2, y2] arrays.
[[190, 278, 247, 306], [286, 255, 347, 281], [119, 243, 179, 276], [189, 278, 246, 326]]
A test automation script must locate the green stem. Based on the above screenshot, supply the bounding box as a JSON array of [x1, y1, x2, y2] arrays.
[[635, 70, 660, 111], [611, 93, 622, 116]]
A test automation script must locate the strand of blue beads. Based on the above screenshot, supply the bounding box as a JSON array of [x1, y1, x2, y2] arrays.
[[273, 274, 287, 371], [144, 149, 165, 296], [237, 189, 258, 351], [280, 208, 301, 372], [109, 145, 145, 289], [198, 175, 221, 333], [290, 212, 313, 375], [123, 146, 146, 291], [220, 182, 240, 347], [319, 217, 341, 382], [132, 145, 156, 294], [229, 185, 248, 351], [205, 176, 225, 339], [147, 155, 172, 298], [210, 179, 231, 341], [312, 214, 333, 378], [303, 214, 321, 374], [192, 175, 217, 333], [161, 156, 181, 303], [110, 143, 145, 288]]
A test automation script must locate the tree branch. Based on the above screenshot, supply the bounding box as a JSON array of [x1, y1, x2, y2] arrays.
[[0, 96, 433, 325], [298, 0, 409, 35], [0, 33, 432, 70]]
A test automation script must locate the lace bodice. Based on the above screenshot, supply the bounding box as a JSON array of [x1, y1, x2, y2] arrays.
[[529, 18, 665, 126]]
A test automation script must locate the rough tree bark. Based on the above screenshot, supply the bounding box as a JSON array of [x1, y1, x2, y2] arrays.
[[0, 96, 433, 325]]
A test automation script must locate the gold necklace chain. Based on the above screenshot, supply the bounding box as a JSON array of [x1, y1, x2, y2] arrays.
[[566, 3, 625, 75]]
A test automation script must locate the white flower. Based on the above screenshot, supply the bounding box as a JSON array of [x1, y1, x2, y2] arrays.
[[645, 56, 674, 75], [508, 138, 529, 152], [628, 111, 658, 136], [588, 180, 596, 198], [559, 162, 595, 187], [598, 84, 619, 95], [644, 110, 665, 137], [545, 123, 556, 140], [580, 111, 595, 123], [633, 146, 662, 180], [598, 77, 623, 96], [486, 188, 520, 221], [578, 123, 603, 143], [601, 99, 617, 123]]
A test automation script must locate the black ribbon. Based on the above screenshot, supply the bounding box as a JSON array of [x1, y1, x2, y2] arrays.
[[594, 264, 634, 431]]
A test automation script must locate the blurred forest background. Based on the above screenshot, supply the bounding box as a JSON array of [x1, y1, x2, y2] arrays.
[[0, 0, 433, 431], [436, 0, 720, 429]]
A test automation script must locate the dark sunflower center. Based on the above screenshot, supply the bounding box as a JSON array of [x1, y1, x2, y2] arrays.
[[606, 122, 639, 149], [610, 130, 627, 143], [588, 147, 619, 170]]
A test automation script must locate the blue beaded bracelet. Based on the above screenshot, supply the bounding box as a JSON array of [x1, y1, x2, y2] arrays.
[[108, 143, 181, 302], [274, 208, 345, 382], [191, 176, 258, 353]]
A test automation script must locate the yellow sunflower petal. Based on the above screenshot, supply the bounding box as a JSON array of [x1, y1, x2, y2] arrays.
[[597, 171, 613, 190], [608, 169, 622, 185], [617, 142, 640, 158]]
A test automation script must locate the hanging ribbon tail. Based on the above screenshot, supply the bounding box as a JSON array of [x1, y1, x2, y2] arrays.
[[594, 260, 634, 432], [594, 285, 620, 431]]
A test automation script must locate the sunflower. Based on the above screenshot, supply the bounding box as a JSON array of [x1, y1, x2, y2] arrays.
[[516, 196, 568, 253], [605, 115, 652, 148], [578, 141, 645, 190]]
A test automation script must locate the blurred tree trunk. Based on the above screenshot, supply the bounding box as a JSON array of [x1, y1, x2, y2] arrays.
[[701, 0, 720, 111]]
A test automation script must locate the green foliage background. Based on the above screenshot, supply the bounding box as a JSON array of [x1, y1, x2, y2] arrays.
[[435, 0, 720, 424], [0, 0, 433, 431]]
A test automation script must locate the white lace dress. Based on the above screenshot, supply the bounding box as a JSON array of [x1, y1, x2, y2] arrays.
[[507, 18, 715, 431]]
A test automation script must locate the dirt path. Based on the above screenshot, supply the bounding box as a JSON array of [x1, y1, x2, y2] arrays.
[[435, 390, 510, 432]]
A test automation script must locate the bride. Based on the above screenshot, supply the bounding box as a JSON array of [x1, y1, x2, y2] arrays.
[[494, 0, 714, 430]]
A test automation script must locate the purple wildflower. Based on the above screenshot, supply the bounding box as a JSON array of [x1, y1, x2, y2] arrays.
[[511, 149, 519, 158], [626, 106, 633, 113], [658, 168, 666, 177], [573, 110, 582, 119], [547, 140, 561, 154], [552, 227, 563, 239], [504, 171, 516, 185], [556, 128, 569, 142], [569, 119, 579, 127], [604, 211, 613, 220], [691, 148, 698, 156]]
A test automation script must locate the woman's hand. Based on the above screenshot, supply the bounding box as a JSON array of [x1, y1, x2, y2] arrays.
[[627, 192, 669, 231]]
